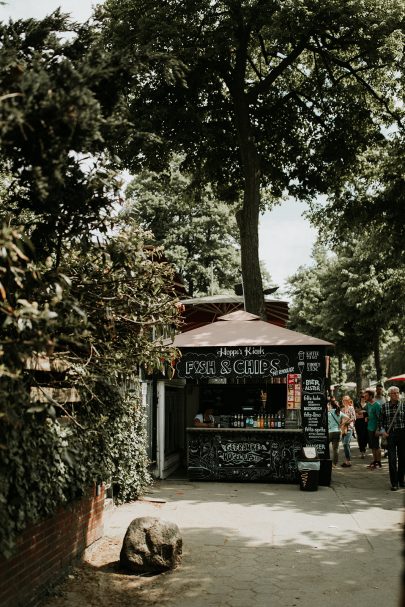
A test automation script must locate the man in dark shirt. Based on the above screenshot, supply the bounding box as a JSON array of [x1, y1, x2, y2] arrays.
[[380, 386, 405, 491]]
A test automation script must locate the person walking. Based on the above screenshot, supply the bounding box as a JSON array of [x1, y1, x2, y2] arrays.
[[340, 395, 356, 467], [375, 383, 386, 405], [328, 400, 349, 467], [364, 388, 382, 470], [354, 391, 368, 458], [375, 382, 388, 457], [379, 386, 405, 491]]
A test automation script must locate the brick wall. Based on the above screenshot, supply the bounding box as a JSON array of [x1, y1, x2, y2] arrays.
[[0, 484, 105, 607]]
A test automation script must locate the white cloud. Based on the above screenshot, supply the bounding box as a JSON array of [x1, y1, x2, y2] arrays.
[[0, 0, 99, 22], [259, 198, 317, 290]]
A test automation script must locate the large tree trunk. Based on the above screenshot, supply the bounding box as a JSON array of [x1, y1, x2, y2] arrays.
[[233, 89, 265, 319], [236, 194, 265, 318]]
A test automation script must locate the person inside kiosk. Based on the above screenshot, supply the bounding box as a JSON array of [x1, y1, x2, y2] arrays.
[[193, 406, 215, 428]]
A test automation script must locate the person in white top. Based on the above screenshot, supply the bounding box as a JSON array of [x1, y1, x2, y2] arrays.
[[193, 407, 214, 428], [340, 396, 356, 467]]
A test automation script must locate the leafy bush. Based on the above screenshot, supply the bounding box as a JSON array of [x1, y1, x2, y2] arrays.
[[0, 222, 179, 557]]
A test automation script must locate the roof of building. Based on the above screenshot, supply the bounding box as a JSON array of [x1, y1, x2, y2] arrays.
[[172, 310, 334, 348]]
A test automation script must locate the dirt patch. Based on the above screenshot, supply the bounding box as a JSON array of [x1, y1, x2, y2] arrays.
[[42, 537, 190, 607]]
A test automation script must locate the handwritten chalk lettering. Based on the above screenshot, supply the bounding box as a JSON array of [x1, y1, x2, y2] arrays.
[[219, 452, 264, 464], [243, 346, 265, 356], [233, 359, 269, 375], [185, 360, 216, 376], [220, 360, 232, 374], [304, 379, 321, 391], [221, 442, 266, 453], [177, 351, 295, 378], [217, 347, 243, 357], [304, 394, 321, 402], [307, 362, 321, 372], [305, 351, 320, 360]]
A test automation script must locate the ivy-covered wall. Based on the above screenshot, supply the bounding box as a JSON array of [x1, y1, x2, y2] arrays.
[[0, 374, 152, 558]]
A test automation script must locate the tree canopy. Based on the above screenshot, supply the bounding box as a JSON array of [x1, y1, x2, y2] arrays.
[[98, 0, 404, 316], [124, 155, 241, 297], [0, 12, 120, 263], [309, 134, 405, 264], [288, 236, 405, 390]]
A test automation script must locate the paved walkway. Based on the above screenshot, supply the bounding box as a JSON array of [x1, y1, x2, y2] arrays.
[[42, 444, 404, 607]]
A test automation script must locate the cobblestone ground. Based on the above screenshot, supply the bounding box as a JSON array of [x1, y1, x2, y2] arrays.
[[42, 445, 404, 607]]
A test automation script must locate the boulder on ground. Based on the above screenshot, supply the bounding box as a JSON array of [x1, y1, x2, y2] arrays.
[[119, 516, 182, 573]]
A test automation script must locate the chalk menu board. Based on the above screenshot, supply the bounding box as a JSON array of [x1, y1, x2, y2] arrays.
[[300, 350, 328, 458], [187, 430, 304, 482]]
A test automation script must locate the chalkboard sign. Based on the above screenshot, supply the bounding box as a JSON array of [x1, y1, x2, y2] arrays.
[[187, 429, 304, 482], [176, 347, 295, 379], [300, 351, 328, 458]]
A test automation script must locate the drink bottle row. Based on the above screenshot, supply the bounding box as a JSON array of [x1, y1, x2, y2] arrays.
[[231, 412, 285, 429]]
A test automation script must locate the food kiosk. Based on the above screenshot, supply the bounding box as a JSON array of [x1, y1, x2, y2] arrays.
[[172, 310, 333, 485]]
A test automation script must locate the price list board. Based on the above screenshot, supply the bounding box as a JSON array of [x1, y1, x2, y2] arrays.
[[299, 349, 329, 458]]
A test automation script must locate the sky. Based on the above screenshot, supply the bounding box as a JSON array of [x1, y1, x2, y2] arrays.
[[1, 0, 318, 292]]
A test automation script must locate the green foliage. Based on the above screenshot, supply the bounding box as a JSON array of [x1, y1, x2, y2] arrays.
[[98, 0, 404, 315], [0, 12, 121, 262], [0, 222, 180, 558], [0, 224, 58, 379], [0, 12, 183, 560], [288, 237, 405, 388], [309, 135, 405, 265], [107, 382, 152, 503], [124, 155, 241, 296]]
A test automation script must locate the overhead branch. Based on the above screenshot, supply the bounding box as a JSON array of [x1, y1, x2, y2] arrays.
[[247, 39, 309, 103], [247, 54, 263, 79], [318, 50, 404, 131], [314, 38, 338, 87], [257, 33, 270, 65]]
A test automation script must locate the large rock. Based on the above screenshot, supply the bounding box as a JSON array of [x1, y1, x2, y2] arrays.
[[120, 516, 182, 573]]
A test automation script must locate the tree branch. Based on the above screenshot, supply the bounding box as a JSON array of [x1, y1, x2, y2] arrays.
[[247, 39, 309, 103], [257, 33, 269, 66], [247, 54, 263, 80], [317, 49, 404, 130]]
